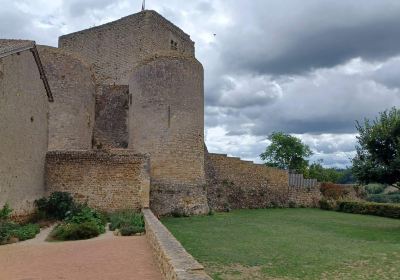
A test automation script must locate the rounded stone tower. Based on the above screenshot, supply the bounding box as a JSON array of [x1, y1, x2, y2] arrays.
[[38, 46, 96, 150], [129, 53, 209, 216]]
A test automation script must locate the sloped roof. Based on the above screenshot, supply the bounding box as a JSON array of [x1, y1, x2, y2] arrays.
[[0, 39, 35, 58]]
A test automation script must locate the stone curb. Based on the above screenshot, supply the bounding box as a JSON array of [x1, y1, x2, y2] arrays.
[[142, 209, 212, 280]]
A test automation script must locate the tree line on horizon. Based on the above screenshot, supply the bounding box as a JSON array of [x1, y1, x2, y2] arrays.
[[260, 107, 400, 190]]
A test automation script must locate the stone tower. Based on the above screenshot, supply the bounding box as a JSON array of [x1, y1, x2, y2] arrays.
[[129, 53, 208, 215], [58, 10, 209, 215]]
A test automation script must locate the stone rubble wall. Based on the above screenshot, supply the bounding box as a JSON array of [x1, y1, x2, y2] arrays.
[[205, 153, 289, 210], [288, 185, 322, 207], [93, 85, 129, 149], [45, 150, 150, 212], [143, 209, 212, 280], [59, 10, 194, 85]]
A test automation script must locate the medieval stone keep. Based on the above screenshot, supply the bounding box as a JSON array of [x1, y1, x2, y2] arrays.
[[1, 10, 323, 218]]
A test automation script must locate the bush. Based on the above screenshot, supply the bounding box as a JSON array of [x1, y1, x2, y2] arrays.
[[320, 183, 349, 200], [109, 211, 144, 232], [35, 192, 75, 220], [319, 199, 337, 210], [288, 201, 297, 208], [368, 193, 400, 204], [65, 206, 105, 234], [365, 183, 386, 194], [0, 222, 40, 244], [119, 225, 145, 236], [337, 201, 400, 219], [0, 203, 13, 221], [10, 224, 40, 241], [51, 221, 101, 241]]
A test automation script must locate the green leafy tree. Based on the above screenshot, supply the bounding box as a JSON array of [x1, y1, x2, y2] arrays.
[[308, 160, 341, 183], [260, 132, 313, 173], [352, 107, 400, 190]]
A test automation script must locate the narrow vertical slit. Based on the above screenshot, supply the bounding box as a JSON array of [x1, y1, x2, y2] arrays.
[[168, 105, 171, 128]]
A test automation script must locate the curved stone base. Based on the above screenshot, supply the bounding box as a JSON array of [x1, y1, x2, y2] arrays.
[[150, 183, 209, 216]]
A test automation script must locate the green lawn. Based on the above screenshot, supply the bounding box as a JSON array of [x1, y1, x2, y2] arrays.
[[162, 208, 400, 280]]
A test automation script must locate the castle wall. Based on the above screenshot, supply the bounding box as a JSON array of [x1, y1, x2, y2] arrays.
[[38, 46, 95, 151], [129, 55, 208, 216], [288, 185, 322, 207], [205, 153, 289, 210], [93, 85, 129, 149], [45, 150, 150, 212], [59, 11, 194, 85], [0, 51, 48, 217]]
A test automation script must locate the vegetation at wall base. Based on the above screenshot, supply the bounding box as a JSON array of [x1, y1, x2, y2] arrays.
[[108, 210, 145, 235], [0, 204, 40, 245], [162, 208, 400, 279], [35, 192, 75, 220], [337, 201, 400, 219], [50, 221, 101, 241], [34, 192, 107, 241]]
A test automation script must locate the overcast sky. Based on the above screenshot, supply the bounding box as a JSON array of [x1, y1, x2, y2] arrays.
[[2, 0, 400, 168]]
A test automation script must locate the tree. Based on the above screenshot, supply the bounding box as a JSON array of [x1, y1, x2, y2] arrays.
[[260, 132, 313, 173], [308, 160, 341, 183], [352, 107, 400, 190]]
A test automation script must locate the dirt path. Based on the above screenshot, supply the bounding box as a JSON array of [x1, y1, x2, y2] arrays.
[[0, 229, 162, 280]]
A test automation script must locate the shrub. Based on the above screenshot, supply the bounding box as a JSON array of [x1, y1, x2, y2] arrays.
[[51, 221, 101, 241], [10, 224, 40, 241], [119, 225, 145, 236], [367, 193, 400, 204], [109, 210, 145, 232], [288, 201, 297, 208], [0, 222, 39, 244], [319, 199, 337, 210], [0, 203, 13, 221], [337, 201, 400, 219], [65, 205, 105, 234], [320, 183, 349, 200], [365, 183, 386, 194], [35, 192, 75, 220]]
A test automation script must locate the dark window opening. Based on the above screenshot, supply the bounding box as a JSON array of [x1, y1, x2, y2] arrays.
[[170, 40, 178, 50]]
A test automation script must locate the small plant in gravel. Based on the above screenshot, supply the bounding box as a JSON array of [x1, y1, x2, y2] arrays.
[[108, 210, 145, 235]]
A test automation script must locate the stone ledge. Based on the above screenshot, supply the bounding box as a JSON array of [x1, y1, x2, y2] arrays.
[[143, 209, 212, 280], [46, 149, 149, 163]]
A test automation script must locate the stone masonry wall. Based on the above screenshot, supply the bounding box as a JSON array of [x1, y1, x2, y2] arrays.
[[129, 54, 208, 216], [0, 51, 48, 218], [59, 10, 194, 85], [288, 185, 322, 207], [206, 153, 289, 210], [93, 85, 129, 149], [38, 46, 96, 151], [45, 150, 150, 212]]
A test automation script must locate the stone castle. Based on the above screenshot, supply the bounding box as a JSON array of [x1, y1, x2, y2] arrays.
[[0, 10, 321, 219]]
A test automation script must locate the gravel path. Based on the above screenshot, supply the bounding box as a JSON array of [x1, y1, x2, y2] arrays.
[[0, 227, 162, 280]]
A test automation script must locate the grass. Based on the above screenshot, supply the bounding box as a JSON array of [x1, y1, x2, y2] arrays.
[[162, 208, 400, 280]]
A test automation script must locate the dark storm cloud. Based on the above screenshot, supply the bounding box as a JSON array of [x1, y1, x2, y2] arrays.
[[215, 0, 400, 75]]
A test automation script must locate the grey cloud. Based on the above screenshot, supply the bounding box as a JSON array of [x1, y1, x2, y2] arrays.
[[215, 0, 400, 75], [371, 58, 400, 89]]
